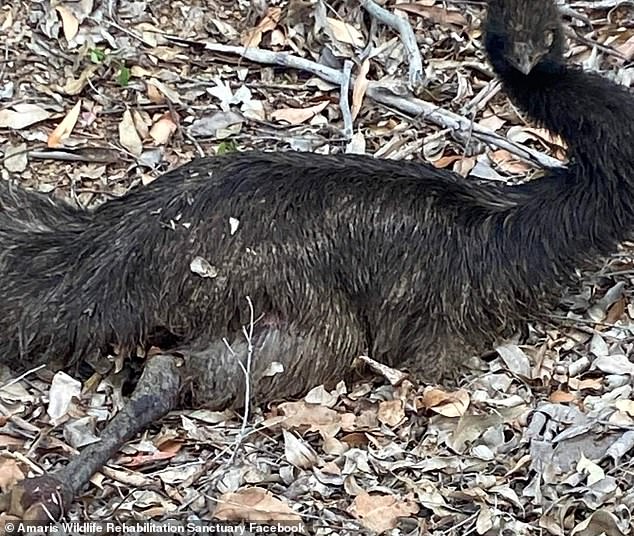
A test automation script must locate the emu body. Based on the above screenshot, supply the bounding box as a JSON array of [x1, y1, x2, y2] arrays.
[[1, 0, 634, 520], [2, 154, 525, 406]]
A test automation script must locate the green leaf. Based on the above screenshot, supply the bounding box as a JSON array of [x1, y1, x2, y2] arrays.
[[117, 66, 131, 87], [89, 48, 106, 63], [216, 140, 237, 155]]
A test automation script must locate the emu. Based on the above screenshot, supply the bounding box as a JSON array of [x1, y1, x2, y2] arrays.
[[1, 0, 633, 520]]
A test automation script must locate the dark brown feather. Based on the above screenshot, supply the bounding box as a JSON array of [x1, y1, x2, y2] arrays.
[[0, 0, 632, 411]]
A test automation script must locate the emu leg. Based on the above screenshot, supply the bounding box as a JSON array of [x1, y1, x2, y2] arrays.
[[0, 354, 181, 521], [183, 322, 365, 410], [2, 308, 366, 520]]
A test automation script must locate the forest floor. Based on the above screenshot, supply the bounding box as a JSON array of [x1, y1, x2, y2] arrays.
[[0, 0, 634, 534]]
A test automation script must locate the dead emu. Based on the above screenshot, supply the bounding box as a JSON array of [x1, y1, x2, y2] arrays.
[[2, 0, 634, 520]]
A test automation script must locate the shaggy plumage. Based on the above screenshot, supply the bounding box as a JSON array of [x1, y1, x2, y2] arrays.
[[0, 0, 633, 412], [3, 0, 634, 520]]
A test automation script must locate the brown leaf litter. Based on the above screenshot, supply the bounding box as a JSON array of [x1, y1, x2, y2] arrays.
[[0, 0, 634, 534]]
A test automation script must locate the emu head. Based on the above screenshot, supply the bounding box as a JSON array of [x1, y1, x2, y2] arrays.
[[484, 0, 566, 76]]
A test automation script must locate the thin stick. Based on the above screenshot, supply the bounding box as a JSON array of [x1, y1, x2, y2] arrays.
[[340, 60, 354, 140], [570, 0, 626, 8], [0, 364, 46, 391], [230, 296, 255, 463], [359, 0, 425, 90], [173, 39, 565, 169], [365, 87, 563, 169]]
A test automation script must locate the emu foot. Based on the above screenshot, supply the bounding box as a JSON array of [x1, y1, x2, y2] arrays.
[[0, 474, 72, 521], [0, 354, 181, 521]]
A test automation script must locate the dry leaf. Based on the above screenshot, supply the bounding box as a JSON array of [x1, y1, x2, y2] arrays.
[[340, 432, 369, 448], [433, 155, 463, 169], [490, 149, 532, 174], [571, 510, 626, 536], [0, 434, 25, 450], [346, 131, 366, 154], [118, 110, 143, 156], [476, 505, 494, 534], [270, 28, 286, 46], [118, 449, 179, 468], [304, 384, 338, 407], [47, 371, 82, 424], [592, 354, 634, 375], [271, 101, 329, 125], [147, 79, 182, 104], [132, 110, 150, 139], [62, 65, 99, 95], [577, 455, 605, 486], [241, 7, 282, 47], [0, 457, 25, 492], [282, 430, 318, 469], [326, 17, 365, 47], [415, 478, 451, 516], [396, 4, 468, 27], [549, 390, 577, 403], [348, 492, 419, 533], [1, 9, 13, 31], [351, 59, 370, 121], [605, 431, 634, 463], [147, 84, 165, 104], [3, 143, 28, 173], [263, 400, 356, 436], [214, 487, 301, 522], [507, 125, 566, 149], [606, 298, 626, 324], [356, 355, 408, 385], [496, 344, 532, 377], [420, 387, 470, 417], [478, 115, 506, 131], [229, 217, 240, 235], [568, 377, 603, 391], [0, 103, 51, 129], [190, 257, 218, 279], [48, 99, 81, 147], [190, 111, 244, 137], [377, 399, 405, 427], [453, 156, 477, 177], [616, 34, 634, 61], [262, 361, 284, 377], [55, 5, 79, 41], [130, 65, 153, 78], [150, 114, 177, 145], [615, 399, 634, 416]]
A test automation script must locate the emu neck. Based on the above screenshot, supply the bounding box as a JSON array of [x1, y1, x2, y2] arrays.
[[481, 64, 634, 299], [500, 65, 634, 185]]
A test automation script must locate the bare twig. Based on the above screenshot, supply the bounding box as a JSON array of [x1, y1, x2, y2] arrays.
[[558, 5, 592, 26], [359, 0, 425, 90], [0, 364, 46, 391], [0, 42, 9, 83], [462, 79, 502, 115], [565, 27, 627, 60], [29, 149, 120, 164], [178, 40, 564, 169], [570, 0, 632, 8], [369, 88, 565, 168], [230, 295, 255, 463], [340, 60, 354, 140]]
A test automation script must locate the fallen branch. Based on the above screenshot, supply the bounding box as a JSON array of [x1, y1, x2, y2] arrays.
[[462, 79, 502, 115], [369, 88, 564, 168], [359, 0, 425, 90], [570, 0, 632, 8], [168, 38, 564, 169], [340, 60, 354, 139]]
